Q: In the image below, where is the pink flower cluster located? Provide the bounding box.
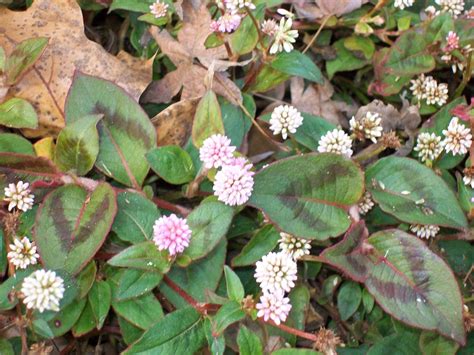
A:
[210,13,242,33]
[153,214,192,256]
[199,134,254,206]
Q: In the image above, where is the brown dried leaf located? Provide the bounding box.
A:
[295,0,369,20]
[142,2,242,105]
[0,0,153,137]
[290,77,355,126]
[151,98,199,146]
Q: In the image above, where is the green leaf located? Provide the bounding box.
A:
[0,268,34,311]
[112,292,164,330]
[111,192,160,244]
[321,222,466,345]
[34,183,117,275]
[118,316,144,345]
[286,285,310,345]
[366,157,467,229]
[272,350,322,355]
[31,318,54,339]
[65,72,156,187]
[343,36,375,60]
[271,51,323,84]
[367,331,419,355]
[248,65,289,93]
[204,318,226,355]
[5,37,48,85]
[124,307,206,354]
[337,281,362,320]
[45,298,87,337]
[76,261,97,299]
[419,331,459,355]
[326,39,368,79]
[0,340,13,355]
[220,95,253,148]
[54,114,101,175]
[116,269,162,301]
[147,145,195,184]
[438,240,474,275]
[0,230,6,276]
[212,301,246,335]
[183,201,234,262]
[0,98,38,129]
[238,325,263,355]
[88,280,111,329]
[108,241,171,272]
[160,240,226,308]
[0,133,35,155]
[232,225,280,267]
[293,113,336,151]
[109,0,154,12]
[192,90,225,147]
[72,301,96,337]
[230,4,264,55]
[249,153,364,240]
[362,288,375,313]
[224,265,245,301]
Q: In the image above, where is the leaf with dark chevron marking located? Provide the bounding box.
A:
[249,153,364,240]
[321,222,466,345]
[366,157,467,230]
[65,72,156,188]
[34,182,117,275]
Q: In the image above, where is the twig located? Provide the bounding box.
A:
[454,52,473,99]
[303,15,331,54]
[162,275,206,313]
[262,320,317,342]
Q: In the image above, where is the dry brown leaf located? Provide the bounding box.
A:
[0,0,153,137]
[151,98,199,146]
[290,77,355,126]
[295,0,369,20]
[141,1,242,105]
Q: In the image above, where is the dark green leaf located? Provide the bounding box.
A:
[76,261,97,299]
[212,301,245,335]
[337,281,362,320]
[326,39,368,79]
[192,90,225,147]
[45,298,87,337]
[112,292,164,330]
[232,225,280,267]
[147,145,195,184]
[229,4,264,55]
[118,316,144,345]
[367,331,419,355]
[238,325,263,355]
[249,153,364,240]
[108,241,171,272]
[72,301,96,337]
[271,51,323,84]
[419,331,459,355]
[224,265,245,301]
[438,240,474,275]
[362,288,375,313]
[88,280,111,329]
[0,133,35,155]
[116,269,162,301]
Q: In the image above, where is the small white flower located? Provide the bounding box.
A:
[463,168,474,188]
[435,0,465,17]
[7,237,39,270]
[269,105,303,140]
[224,0,255,12]
[318,129,353,157]
[199,134,236,169]
[278,232,311,259]
[3,181,34,212]
[410,75,448,106]
[213,159,254,206]
[358,191,374,215]
[254,251,298,293]
[394,0,415,9]
[414,132,443,162]
[410,74,428,101]
[425,5,438,16]
[276,8,294,18]
[149,0,169,18]
[261,19,278,36]
[442,117,472,155]
[349,112,383,143]
[21,269,65,313]
[410,224,440,239]
[270,16,298,54]
[256,290,292,325]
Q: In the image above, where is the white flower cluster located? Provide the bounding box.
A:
[414,117,472,165]
[3,181,34,212]
[440,31,473,74]
[358,191,375,215]
[149,0,168,18]
[410,224,440,239]
[268,9,299,54]
[21,269,65,313]
[254,231,312,325]
[394,0,414,9]
[8,237,39,270]
[349,111,383,143]
[410,74,448,107]
[199,134,254,206]
[318,129,353,157]
[269,105,304,140]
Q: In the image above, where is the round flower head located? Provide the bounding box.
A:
[261,19,278,36]
[278,233,311,260]
[199,134,236,169]
[414,132,443,162]
[210,12,241,33]
[349,111,383,143]
[318,129,353,157]
[254,251,297,293]
[269,105,304,140]
[435,0,465,17]
[410,224,440,239]
[270,16,298,54]
[8,237,39,270]
[4,181,34,212]
[442,117,472,155]
[256,290,292,325]
[358,191,374,215]
[410,74,428,101]
[394,0,414,9]
[153,214,192,256]
[149,0,169,18]
[424,81,448,106]
[213,160,254,206]
[224,0,256,12]
[445,31,460,51]
[21,269,65,313]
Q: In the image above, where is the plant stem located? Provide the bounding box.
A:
[300,255,326,263]
[303,15,331,54]
[162,275,207,314]
[263,320,318,342]
[246,8,266,54]
[454,52,473,99]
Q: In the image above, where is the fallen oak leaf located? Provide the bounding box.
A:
[141,1,242,105]
[0,0,153,138]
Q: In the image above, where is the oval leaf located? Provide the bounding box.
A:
[192,90,225,148]
[146,145,196,185]
[0,98,38,129]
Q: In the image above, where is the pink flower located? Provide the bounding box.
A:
[210,12,242,33]
[256,290,292,325]
[199,134,236,169]
[213,161,254,206]
[445,31,460,52]
[153,214,192,256]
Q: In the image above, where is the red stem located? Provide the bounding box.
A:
[263,320,318,342]
[152,197,191,216]
[162,275,206,313]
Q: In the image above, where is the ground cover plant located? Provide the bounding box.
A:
[0,0,473,353]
